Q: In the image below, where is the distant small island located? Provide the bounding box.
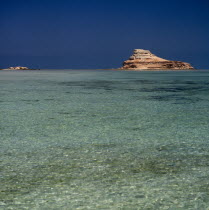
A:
[1,66,38,70]
[120,49,195,70]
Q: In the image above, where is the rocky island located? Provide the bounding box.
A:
[121,49,194,70]
[2,66,30,70]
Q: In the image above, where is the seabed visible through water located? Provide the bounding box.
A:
[1,69,209,209]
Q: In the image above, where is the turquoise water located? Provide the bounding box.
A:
[1,69,209,209]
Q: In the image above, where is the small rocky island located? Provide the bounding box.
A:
[121,49,194,70]
[2,66,30,70]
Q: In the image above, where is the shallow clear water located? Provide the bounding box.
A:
[1,69,209,209]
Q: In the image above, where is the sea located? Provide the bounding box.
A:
[1,69,209,209]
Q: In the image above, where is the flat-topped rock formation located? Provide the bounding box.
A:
[121,49,194,70]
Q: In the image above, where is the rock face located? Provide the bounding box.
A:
[121,49,194,70]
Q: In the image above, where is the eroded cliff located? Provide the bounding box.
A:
[121,49,194,70]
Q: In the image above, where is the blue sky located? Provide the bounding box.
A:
[0,0,209,69]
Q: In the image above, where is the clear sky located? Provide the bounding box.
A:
[1,0,209,69]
